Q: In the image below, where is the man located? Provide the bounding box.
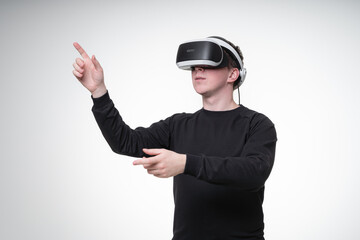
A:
[72,36,277,240]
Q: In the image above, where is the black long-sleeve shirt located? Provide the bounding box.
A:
[92,92,277,240]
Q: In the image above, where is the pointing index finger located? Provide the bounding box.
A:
[133,156,158,166]
[73,42,90,59]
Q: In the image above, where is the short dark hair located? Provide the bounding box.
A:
[209,36,244,89]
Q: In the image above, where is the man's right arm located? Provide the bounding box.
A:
[91,91,171,158]
[73,42,170,157]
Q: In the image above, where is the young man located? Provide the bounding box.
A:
[72,37,277,240]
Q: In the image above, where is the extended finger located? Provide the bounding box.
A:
[133,156,158,166]
[73,42,90,59]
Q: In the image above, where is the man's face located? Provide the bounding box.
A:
[191,66,232,97]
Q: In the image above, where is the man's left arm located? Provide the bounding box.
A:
[184,116,277,191]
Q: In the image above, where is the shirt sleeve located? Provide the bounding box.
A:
[91,91,171,158]
[183,114,277,191]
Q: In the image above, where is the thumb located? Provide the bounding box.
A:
[142,148,162,156]
[91,55,102,71]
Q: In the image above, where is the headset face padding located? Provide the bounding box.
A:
[176,37,246,87]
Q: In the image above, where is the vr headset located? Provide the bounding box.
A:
[176,37,247,87]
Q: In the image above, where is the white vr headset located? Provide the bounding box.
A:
[176,37,247,87]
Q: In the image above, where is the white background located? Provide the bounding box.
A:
[1,0,359,239]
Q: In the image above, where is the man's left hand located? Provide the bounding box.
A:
[133,148,186,178]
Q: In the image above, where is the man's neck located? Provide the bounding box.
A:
[202,94,239,111]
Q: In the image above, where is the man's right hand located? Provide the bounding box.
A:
[72,42,107,98]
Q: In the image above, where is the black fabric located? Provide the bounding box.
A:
[92,91,277,240]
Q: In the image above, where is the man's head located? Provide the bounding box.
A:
[176,36,246,90]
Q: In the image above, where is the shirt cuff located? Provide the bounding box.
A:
[91,91,110,108]
[184,154,202,177]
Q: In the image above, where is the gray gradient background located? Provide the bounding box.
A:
[1,0,359,239]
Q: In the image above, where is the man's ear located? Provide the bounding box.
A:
[227,68,240,83]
